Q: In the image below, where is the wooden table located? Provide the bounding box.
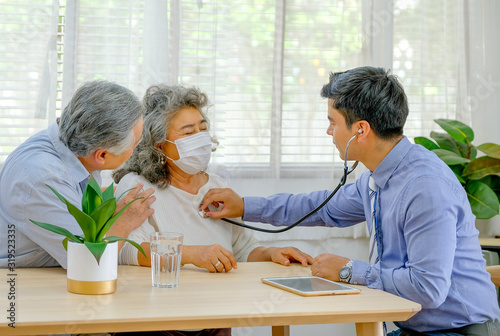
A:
[1,262,420,336]
[479,238,500,258]
[480,238,500,249]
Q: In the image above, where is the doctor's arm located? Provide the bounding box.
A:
[201,184,365,227]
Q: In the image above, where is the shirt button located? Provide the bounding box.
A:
[354,281,358,285]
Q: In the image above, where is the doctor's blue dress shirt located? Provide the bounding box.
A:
[243,136,500,332]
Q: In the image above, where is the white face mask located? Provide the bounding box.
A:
[165,132,213,174]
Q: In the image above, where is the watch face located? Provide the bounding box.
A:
[340,267,349,279]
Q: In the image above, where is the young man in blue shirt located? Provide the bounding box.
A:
[201,66,500,335]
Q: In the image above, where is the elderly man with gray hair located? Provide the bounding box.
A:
[0,80,156,269]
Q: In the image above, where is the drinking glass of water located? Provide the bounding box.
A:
[150,232,184,288]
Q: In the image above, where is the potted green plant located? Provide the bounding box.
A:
[415,119,500,219]
[30,177,146,294]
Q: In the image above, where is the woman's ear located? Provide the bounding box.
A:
[155,142,165,151]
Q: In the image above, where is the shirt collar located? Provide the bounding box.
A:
[371,136,412,190]
[48,120,91,186]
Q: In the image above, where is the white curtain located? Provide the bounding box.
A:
[1,0,499,238]
[464,0,500,236]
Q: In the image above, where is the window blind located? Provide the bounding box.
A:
[0,0,469,179]
[179,1,366,178]
[72,0,145,92]
[281,1,363,168]
[0,0,59,164]
[393,0,463,138]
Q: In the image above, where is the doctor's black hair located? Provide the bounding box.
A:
[320,66,408,139]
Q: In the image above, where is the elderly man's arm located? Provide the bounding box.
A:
[106,183,156,251]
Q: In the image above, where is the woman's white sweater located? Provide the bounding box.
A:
[116,172,260,265]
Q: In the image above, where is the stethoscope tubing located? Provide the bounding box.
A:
[221,161,358,233]
[220,133,360,233]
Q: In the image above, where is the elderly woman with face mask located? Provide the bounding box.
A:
[113,85,313,275]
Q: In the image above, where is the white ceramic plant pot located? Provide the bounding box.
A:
[66,241,118,295]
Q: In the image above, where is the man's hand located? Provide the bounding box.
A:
[199,188,245,220]
[107,183,156,242]
[182,244,238,273]
[248,246,314,266]
[310,253,350,281]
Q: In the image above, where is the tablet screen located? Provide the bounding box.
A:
[261,276,361,296]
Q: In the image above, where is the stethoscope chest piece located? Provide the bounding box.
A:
[198,203,223,218]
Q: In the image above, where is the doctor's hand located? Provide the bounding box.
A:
[311,253,350,281]
[182,244,238,273]
[200,188,244,220]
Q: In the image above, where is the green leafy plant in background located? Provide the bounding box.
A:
[30,177,146,264]
[415,119,500,219]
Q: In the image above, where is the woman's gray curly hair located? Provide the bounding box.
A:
[113,84,217,189]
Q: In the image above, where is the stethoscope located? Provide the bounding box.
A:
[216,129,361,233]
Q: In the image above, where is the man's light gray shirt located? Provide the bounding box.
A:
[0,121,100,269]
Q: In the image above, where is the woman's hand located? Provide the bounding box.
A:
[248,246,314,266]
[182,244,238,273]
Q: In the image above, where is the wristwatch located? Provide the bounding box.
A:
[339,259,353,283]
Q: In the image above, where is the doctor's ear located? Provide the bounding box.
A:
[355,121,370,136]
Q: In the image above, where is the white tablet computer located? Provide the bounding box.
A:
[261,276,361,296]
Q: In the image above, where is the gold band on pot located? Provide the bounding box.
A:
[67,278,117,295]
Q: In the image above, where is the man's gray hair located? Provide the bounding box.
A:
[59,80,143,157]
[113,84,217,189]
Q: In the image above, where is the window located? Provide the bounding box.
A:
[0,0,468,179]
[0,0,63,163]
[393,1,466,138]
[210,1,365,178]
